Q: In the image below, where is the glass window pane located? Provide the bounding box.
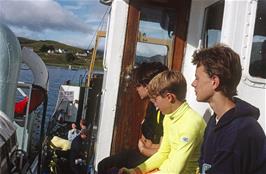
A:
[139,21,170,40]
[134,7,175,65]
[202,1,224,48]
[249,0,266,79]
[139,7,175,40]
[135,42,167,65]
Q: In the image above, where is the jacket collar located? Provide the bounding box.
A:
[166,101,189,123]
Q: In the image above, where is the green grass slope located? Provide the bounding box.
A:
[18,37,103,69]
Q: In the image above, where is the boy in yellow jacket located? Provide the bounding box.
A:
[119,70,206,174]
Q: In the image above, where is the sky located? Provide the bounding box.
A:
[0,0,109,49]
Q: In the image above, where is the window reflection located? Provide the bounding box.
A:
[139,7,175,40]
[249,0,266,79]
[202,0,224,48]
[135,42,167,65]
[134,7,175,66]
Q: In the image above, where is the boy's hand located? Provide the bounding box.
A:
[118,167,133,174]
[138,138,145,153]
[118,167,141,174]
[139,135,152,148]
[143,138,152,147]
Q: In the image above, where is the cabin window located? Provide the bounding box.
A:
[249,0,266,79]
[135,42,167,65]
[135,7,175,66]
[202,0,224,48]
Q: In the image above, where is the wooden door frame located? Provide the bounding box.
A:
[172,0,191,70]
[111,2,144,154]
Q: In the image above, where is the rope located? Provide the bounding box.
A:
[87,7,110,50]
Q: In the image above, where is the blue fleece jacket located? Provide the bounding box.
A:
[199,98,266,174]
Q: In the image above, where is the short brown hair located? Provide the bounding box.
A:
[132,62,168,86]
[80,119,88,127]
[192,44,242,98]
[148,70,187,101]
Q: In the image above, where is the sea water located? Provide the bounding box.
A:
[19,65,88,118]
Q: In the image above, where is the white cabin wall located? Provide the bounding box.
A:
[239,0,266,130]
[222,0,265,130]
[221,0,248,48]
[183,0,221,119]
[95,0,129,167]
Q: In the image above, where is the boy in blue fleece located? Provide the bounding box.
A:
[192,44,266,174]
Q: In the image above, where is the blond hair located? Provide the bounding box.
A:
[148,70,187,101]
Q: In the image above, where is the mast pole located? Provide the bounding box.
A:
[86,31,106,87]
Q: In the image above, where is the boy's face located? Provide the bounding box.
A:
[71,123,76,129]
[80,121,87,129]
[192,65,215,102]
[136,85,148,99]
[80,124,86,129]
[150,94,172,115]
[81,133,87,140]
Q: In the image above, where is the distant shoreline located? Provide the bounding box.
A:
[44,62,103,71]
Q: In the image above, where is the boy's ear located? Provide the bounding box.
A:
[166,93,176,103]
[211,75,220,90]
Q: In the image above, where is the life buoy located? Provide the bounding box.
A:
[15,48,48,117]
[15,85,47,117]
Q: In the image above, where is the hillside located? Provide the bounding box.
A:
[18,37,83,53]
[18,37,103,69]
